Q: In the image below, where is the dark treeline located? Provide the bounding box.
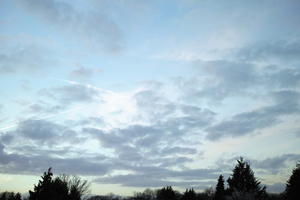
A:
[0,158,299,200]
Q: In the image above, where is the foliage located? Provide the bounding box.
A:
[29,168,90,200]
[214,175,225,200]
[227,157,266,200]
[156,186,176,200]
[0,192,22,200]
[134,189,156,200]
[181,188,197,200]
[285,162,300,200]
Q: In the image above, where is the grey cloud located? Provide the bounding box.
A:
[198,60,257,88]
[266,183,285,193]
[134,88,215,129]
[95,174,199,188]
[216,154,300,176]
[82,88,215,172]
[28,102,64,114]
[252,153,300,173]
[40,84,100,104]
[177,60,259,102]
[206,90,300,140]
[81,117,219,188]
[266,68,300,88]
[0,142,111,175]
[70,66,95,80]
[237,40,300,63]
[84,117,205,164]
[0,43,53,74]
[134,90,176,122]
[179,49,300,103]
[65,117,105,127]
[1,119,83,147]
[83,125,198,172]
[17,119,65,141]
[20,0,123,53]
[94,167,220,188]
[160,146,197,155]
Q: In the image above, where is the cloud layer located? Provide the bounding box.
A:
[0,0,300,195]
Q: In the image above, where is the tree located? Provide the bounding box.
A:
[285,162,300,200]
[29,168,54,200]
[14,193,22,200]
[134,189,156,200]
[0,192,22,200]
[181,188,197,200]
[227,157,266,200]
[29,168,90,200]
[214,175,225,200]
[157,186,176,200]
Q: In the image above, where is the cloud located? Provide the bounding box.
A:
[173,60,260,103]
[95,174,201,188]
[69,65,95,80]
[0,41,53,74]
[20,0,123,53]
[0,119,84,147]
[251,154,300,173]
[27,101,64,114]
[94,167,220,188]
[265,68,300,88]
[0,118,113,175]
[216,154,300,177]
[237,40,300,63]
[266,182,285,193]
[39,84,101,105]
[83,105,212,166]
[206,90,300,140]
[0,141,111,175]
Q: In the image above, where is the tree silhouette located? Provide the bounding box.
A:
[214,175,225,200]
[157,186,176,200]
[14,193,21,200]
[0,192,22,200]
[29,168,90,200]
[285,162,300,200]
[181,188,196,200]
[227,157,266,200]
[134,189,156,200]
[29,168,54,200]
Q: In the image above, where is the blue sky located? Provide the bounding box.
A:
[0,0,300,195]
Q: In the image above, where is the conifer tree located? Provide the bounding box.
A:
[157,186,176,200]
[29,168,90,200]
[214,175,225,200]
[227,157,266,200]
[29,168,54,200]
[285,162,300,200]
[181,188,197,200]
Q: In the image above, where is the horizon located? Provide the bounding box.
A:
[0,0,300,196]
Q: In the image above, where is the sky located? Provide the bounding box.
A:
[0,0,300,196]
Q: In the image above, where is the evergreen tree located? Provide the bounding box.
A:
[214,175,225,200]
[227,157,266,200]
[7,193,15,200]
[29,168,54,200]
[29,168,90,200]
[285,162,300,200]
[157,186,176,200]
[181,188,197,200]
[14,193,22,200]
[0,192,7,200]
[0,192,22,200]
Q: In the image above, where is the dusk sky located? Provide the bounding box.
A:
[1,0,300,196]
